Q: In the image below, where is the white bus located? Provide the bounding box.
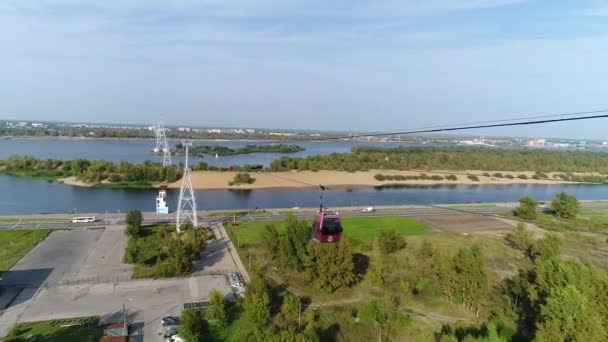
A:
[71,216,96,223]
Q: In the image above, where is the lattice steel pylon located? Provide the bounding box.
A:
[154,121,172,166]
[176,140,198,233]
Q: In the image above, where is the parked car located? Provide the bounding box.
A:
[160,316,181,340]
[362,206,376,213]
[227,271,246,296]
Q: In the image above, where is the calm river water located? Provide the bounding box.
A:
[2,138,608,215]
[3,174,608,215]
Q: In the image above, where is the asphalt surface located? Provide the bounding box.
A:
[4,201,608,230]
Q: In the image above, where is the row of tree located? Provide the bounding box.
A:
[261,215,356,293]
[515,192,581,220]
[270,147,608,173]
[1,155,182,184]
[175,144,305,156]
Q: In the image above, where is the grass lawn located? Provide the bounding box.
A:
[0,217,69,224]
[341,216,429,242]
[228,216,429,249]
[0,229,52,275]
[4,317,103,342]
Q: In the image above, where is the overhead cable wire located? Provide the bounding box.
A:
[323,110,608,140]
[356,109,608,137]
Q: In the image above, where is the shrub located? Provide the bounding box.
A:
[506,222,533,251]
[493,173,503,178]
[535,171,548,178]
[374,174,386,181]
[505,174,514,179]
[229,172,255,185]
[551,192,580,219]
[446,175,458,181]
[518,174,528,180]
[467,175,480,181]
[430,175,444,181]
[529,234,562,262]
[515,196,538,220]
[482,172,491,177]
[125,210,143,237]
[377,229,407,255]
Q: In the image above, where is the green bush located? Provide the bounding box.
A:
[229,172,256,185]
[493,173,503,178]
[374,174,386,181]
[551,192,580,219]
[505,174,514,179]
[467,175,480,181]
[446,175,458,181]
[377,229,407,255]
[515,196,538,220]
[518,174,528,179]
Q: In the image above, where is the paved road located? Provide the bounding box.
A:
[3,200,608,231]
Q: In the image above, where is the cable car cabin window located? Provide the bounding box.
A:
[321,218,343,235]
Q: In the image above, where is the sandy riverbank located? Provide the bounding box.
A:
[165,170,580,190]
[57,176,95,187]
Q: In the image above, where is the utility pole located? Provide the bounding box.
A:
[176,140,198,233]
[122,304,128,336]
[154,121,172,167]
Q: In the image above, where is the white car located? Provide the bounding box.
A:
[362,206,376,213]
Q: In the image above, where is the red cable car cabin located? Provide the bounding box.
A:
[312,211,343,243]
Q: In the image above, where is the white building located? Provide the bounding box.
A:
[527,139,546,148]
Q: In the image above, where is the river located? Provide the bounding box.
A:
[0,138,410,167]
[3,138,608,215]
[3,174,608,215]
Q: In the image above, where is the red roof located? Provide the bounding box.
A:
[100,337,127,342]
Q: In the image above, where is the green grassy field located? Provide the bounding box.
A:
[4,317,103,342]
[228,216,429,249]
[0,229,52,275]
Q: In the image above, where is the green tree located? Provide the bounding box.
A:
[125,209,143,237]
[515,196,538,220]
[551,192,580,219]
[438,245,489,317]
[304,239,355,293]
[167,239,192,275]
[376,229,407,255]
[177,309,203,342]
[261,224,280,259]
[506,222,533,252]
[208,289,228,335]
[529,234,562,262]
[278,215,311,270]
[279,292,302,328]
[243,275,271,326]
[453,245,488,317]
[360,295,410,341]
[536,285,606,341]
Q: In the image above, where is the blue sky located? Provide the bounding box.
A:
[1,0,608,139]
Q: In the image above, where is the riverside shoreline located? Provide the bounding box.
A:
[161,169,583,190]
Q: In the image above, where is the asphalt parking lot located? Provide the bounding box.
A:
[0,224,240,340]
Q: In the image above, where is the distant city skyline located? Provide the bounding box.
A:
[2,1,608,139]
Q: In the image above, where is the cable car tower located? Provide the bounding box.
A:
[176,140,198,233]
[154,121,172,167]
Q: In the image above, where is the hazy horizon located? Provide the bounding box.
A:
[2,1,608,139]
